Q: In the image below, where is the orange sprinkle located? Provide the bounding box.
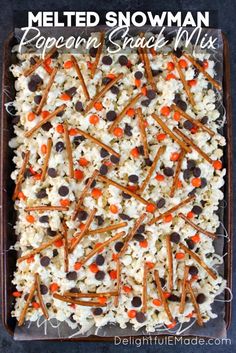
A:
[135,78,141,87]
[188,79,197,87]
[26,255,35,263]
[139,240,148,248]
[18,191,26,201]
[170,152,180,161]
[64,60,73,69]
[153,299,162,306]
[26,214,35,223]
[141,86,147,96]
[126,108,135,117]
[33,173,42,180]
[109,204,119,214]
[167,321,176,329]
[89,114,99,125]
[203,60,209,69]
[79,158,89,167]
[167,62,175,71]
[186,312,194,318]
[107,73,116,79]
[60,199,70,207]
[179,59,188,69]
[91,188,102,199]
[74,262,82,271]
[94,101,103,111]
[156,133,167,141]
[176,252,185,260]
[160,106,171,117]
[155,174,165,181]
[166,73,176,80]
[41,144,47,154]
[213,160,222,170]
[130,147,139,158]
[94,242,104,253]
[163,214,173,223]
[146,261,155,269]
[69,128,78,136]
[12,291,22,298]
[191,177,201,187]
[113,127,124,138]
[27,112,36,121]
[150,47,157,56]
[163,292,171,299]
[44,57,51,66]
[87,61,93,69]
[187,211,194,219]
[98,296,107,305]
[146,203,156,213]
[50,283,59,292]
[173,111,181,121]
[109,270,117,280]
[74,169,84,181]
[56,124,64,134]
[127,184,139,192]
[177,180,183,188]
[41,110,50,119]
[191,233,201,243]
[123,285,132,293]
[112,253,119,261]
[89,263,99,273]
[128,309,137,318]
[60,93,71,101]
[54,239,63,248]
[32,302,40,309]
[43,64,53,74]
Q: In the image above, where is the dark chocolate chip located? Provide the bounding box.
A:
[65,87,77,98]
[131,296,142,307]
[73,135,85,147]
[200,116,208,125]
[55,141,65,152]
[110,86,119,95]
[193,167,201,177]
[66,271,77,281]
[34,95,42,105]
[173,47,183,58]
[40,256,50,267]
[128,174,139,183]
[100,164,108,175]
[95,271,105,281]
[137,224,145,233]
[156,198,165,209]
[95,215,104,226]
[51,50,59,59]
[122,191,131,199]
[12,115,20,124]
[75,101,84,112]
[70,287,79,293]
[196,293,206,304]
[170,232,180,244]
[110,155,120,164]
[36,188,47,199]
[192,206,202,215]
[69,314,76,323]
[42,122,52,131]
[53,249,59,257]
[93,307,103,315]
[144,158,152,166]
[100,148,109,158]
[89,47,98,57]
[200,178,207,188]
[152,69,162,77]
[48,228,57,237]
[183,120,194,130]
[187,159,196,170]
[39,215,49,223]
[141,99,151,107]
[102,56,112,65]
[119,213,131,221]
[118,55,128,66]
[30,57,36,65]
[137,145,144,156]
[193,67,199,79]
[146,89,156,100]
[40,284,48,295]
[102,77,112,85]
[106,110,117,122]
[168,294,180,302]
[136,312,146,323]
[133,233,145,242]
[114,241,124,253]
[189,265,198,276]
[56,110,65,117]
[24,168,32,178]
[186,238,195,250]
[48,168,57,178]
[160,277,166,287]
[77,210,88,221]
[96,254,105,266]
[58,185,69,197]
[134,71,143,79]
[183,169,191,180]
[46,303,51,308]
[163,167,174,177]
[173,93,181,104]
[124,123,133,137]
[176,99,187,112]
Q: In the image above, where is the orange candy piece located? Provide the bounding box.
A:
[26,214,35,223]
[126,108,135,117]
[153,299,162,306]
[166,73,176,80]
[12,291,22,298]
[188,79,197,87]
[60,93,71,101]
[213,160,222,170]
[63,60,73,69]
[89,263,99,273]
[167,62,175,71]
[130,147,139,158]
[160,106,171,117]
[123,285,132,293]
[27,112,35,121]
[170,152,180,161]
[94,101,103,111]
[98,296,107,305]
[54,239,63,247]
[60,199,70,207]
[69,128,78,136]
[91,188,102,199]
[146,203,156,213]
[89,114,99,125]
[191,177,201,187]
[74,169,84,180]
[74,262,82,271]
[32,302,40,309]
[155,174,165,181]
[139,240,148,248]
[173,111,181,121]
[79,158,89,167]
[41,111,50,119]
[50,283,59,292]
[163,214,173,223]
[109,204,119,214]
[191,233,200,243]
[113,127,124,138]
[179,59,188,69]
[41,144,47,154]
[156,133,167,141]
[175,252,185,260]
[128,310,137,318]
[109,270,117,280]
[56,124,64,134]
[187,211,194,219]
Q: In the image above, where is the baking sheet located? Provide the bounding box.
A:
[1,26,232,341]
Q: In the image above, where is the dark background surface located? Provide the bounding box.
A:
[0,0,235,352]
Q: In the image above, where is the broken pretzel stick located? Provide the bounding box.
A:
[53,293,107,307]
[166,234,173,291]
[87,222,127,236]
[179,212,216,239]
[71,54,90,100]
[169,149,185,198]
[18,281,37,326]
[12,150,30,201]
[63,122,74,178]
[179,243,217,280]
[137,107,149,159]
[114,258,121,307]
[25,206,68,212]
[90,32,105,79]
[140,33,156,90]
[141,262,149,313]
[35,273,49,319]
[179,265,190,314]
[62,221,69,273]
[148,195,195,225]
[41,137,52,182]
[151,114,191,153]
[35,67,58,115]
[186,282,203,326]
[154,269,174,323]
[23,47,57,77]
[63,291,118,298]
[17,234,63,263]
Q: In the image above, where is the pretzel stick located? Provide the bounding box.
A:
[79,231,125,266]
[118,213,147,258]
[98,174,149,205]
[12,150,30,200]
[25,206,68,212]
[137,46,145,63]
[84,73,123,115]
[23,47,57,77]
[63,122,74,178]
[179,243,217,280]
[75,127,120,158]
[69,208,97,253]
[148,195,195,225]
[70,54,90,100]
[171,104,215,137]
[17,234,63,263]
[62,221,69,272]
[108,93,142,133]
[87,222,127,235]
[90,32,105,79]
[53,293,107,307]
[18,281,37,326]
[72,170,99,220]
[63,291,118,298]
[171,53,195,107]
[41,138,52,181]
[165,234,173,291]
[25,104,66,138]
[179,212,216,239]
[186,282,203,326]
[140,33,156,90]
[141,262,148,313]
[151,114,191,153]
[169,149,185,198]
[173,127,213,164]
[137,107,149,159]
[184,53,222,91]
[154,269,174,323]
[179,265,189,314]
[34,273,49,319]
[139,145,166,194]
[35,67,58,115]
[114,259,121,307]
